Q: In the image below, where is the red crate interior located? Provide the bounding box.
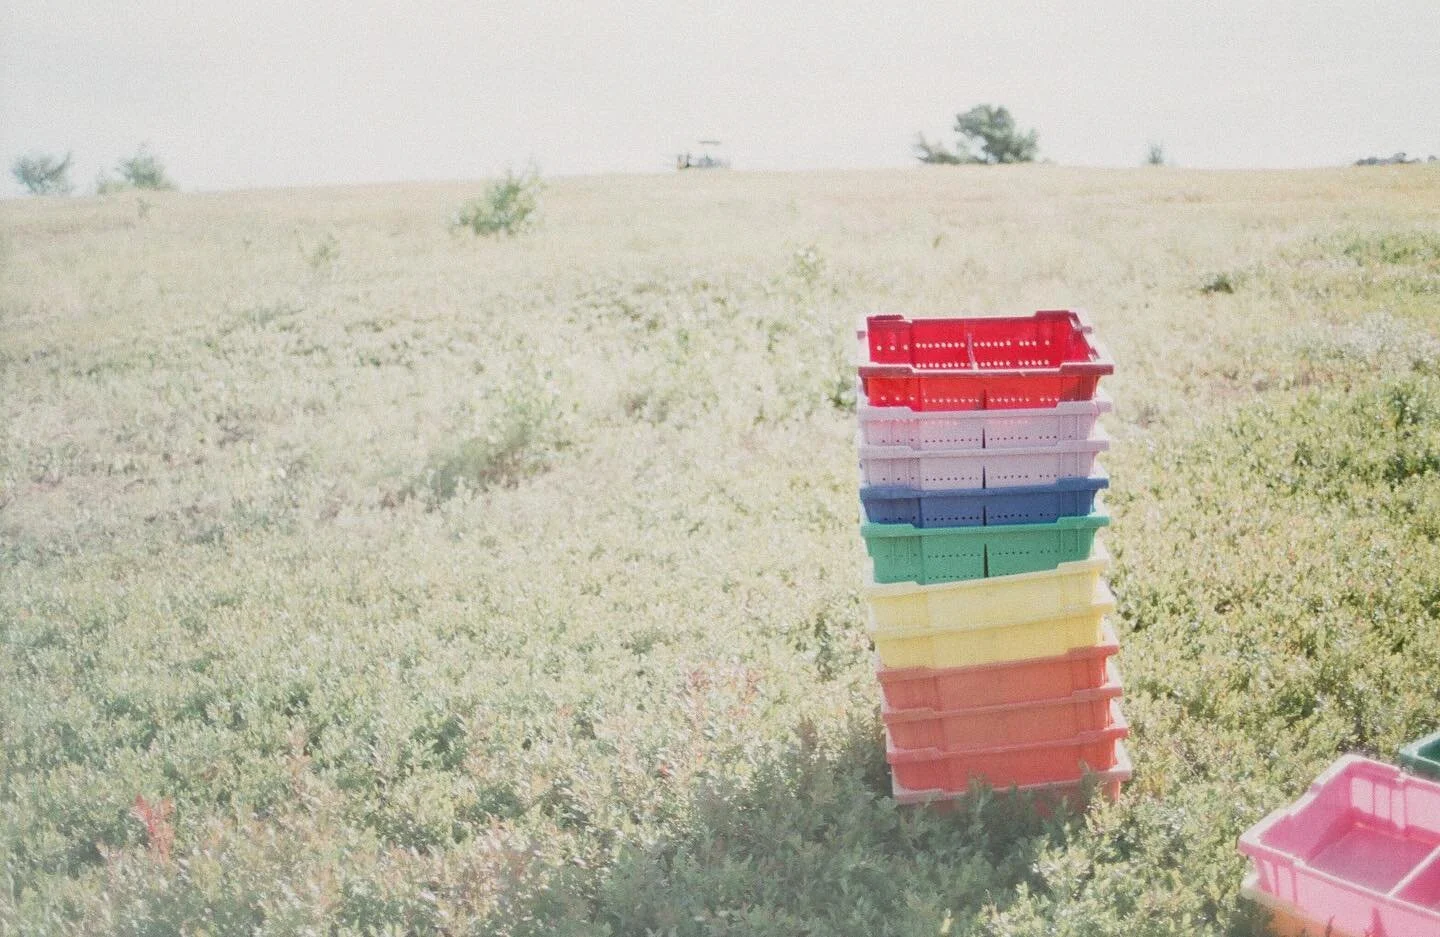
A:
[868,311,1098,371]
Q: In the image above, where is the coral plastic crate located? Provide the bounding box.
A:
[1239,755,1440,937]
[1401,730,1440,782]
[859,434,1108,491]
[865,546,1108,632]
[876,621,1121,712]
[892,742,1132,811]
[862,512,1108,585]
[883,661,1122,751]
[1241,873,1361,937]
[870,580,1113,670]
[859,311,1113,411]
[885,700,1128,792]
[857,395,1111,450]
[860,474,1108,528]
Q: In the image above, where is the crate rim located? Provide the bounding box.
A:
[860,511,1111,540]
[863,542,1110,596]
[885,698,1129,763]
[858,428,1111,461]
[872,618,1121,682]
[861,471,1110,503]
[881,660,1123,726]
[869,578,1115,640]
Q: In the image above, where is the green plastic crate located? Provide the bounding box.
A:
[861,513,1109,585]
[1399,730,1440,781]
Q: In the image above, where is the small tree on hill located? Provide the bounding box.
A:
[915,105,1039,165]
[116,146,174,190]
[98,145,176,193]
[12,152,74,195]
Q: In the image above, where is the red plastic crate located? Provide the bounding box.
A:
[882,662,1122,751]
[885,700,1128,792]
[892,742,1131,812]
[876,622,1121,711]
[859,310,1113,411]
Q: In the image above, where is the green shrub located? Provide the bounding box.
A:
[455,167,542,237]
[1199,272,1238,294]
[414,382,565,502]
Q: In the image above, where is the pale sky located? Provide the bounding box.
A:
[3,1,1438,194]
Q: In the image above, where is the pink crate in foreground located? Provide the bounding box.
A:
[1239,755,1440,937]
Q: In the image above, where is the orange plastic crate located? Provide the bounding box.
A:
[883,662,1122,751]
[886,700,1128,792]
[875,621,1120,712]
[892,742,1131,812]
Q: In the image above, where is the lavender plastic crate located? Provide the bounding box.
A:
[1239,755,1440,937]
[861,474,1108,527]
[859,433,1108,491]
[858,395,1111,451]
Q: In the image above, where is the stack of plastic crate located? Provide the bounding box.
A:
[856,310,1131,808]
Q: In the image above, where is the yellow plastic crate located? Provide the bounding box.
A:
[864,545,1109,632]
[871,579,1114,670]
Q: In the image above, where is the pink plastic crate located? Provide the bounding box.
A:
[876,621,1121,712]
[1239,755,1440,937]
[857,395,1112,451]
[893,741,1132,811]
[1241,872,1362,937]
[882,662,1123,751]
[859,311,1113,411]
[859,433,1108,491]
[885,700,1128,792]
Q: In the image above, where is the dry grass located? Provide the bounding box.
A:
[2,164,1439,935]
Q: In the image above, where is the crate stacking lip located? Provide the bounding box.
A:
[892,742,1132,810]
[885,699,1128,792]
[883,661,1122,752]
[1401,729,1440,782]
[876,621,1121,712]
[865,545,1108,630]
[861,474,1108,528]
[858,310,1113,411]
[858,394,1112,451]
[862,512,1109,585]
[859,434,1108,492]
[1240,872,1362,937]
[870,579,1113,670]
[1239,755,1440,937]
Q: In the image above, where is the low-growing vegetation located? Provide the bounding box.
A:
[2,165,1439,935]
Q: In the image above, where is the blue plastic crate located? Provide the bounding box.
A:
[860,475,1108,528]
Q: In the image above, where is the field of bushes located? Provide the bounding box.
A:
[3,164,1440,935]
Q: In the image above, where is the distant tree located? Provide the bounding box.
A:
[98,145,175,193]
[1354,152,1425,166]
[117,146,174,190]
[914,105,1038,165]
[1145,142,1166,166]
[12,151,74,195]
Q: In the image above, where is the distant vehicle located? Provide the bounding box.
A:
[676,140,731,170]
